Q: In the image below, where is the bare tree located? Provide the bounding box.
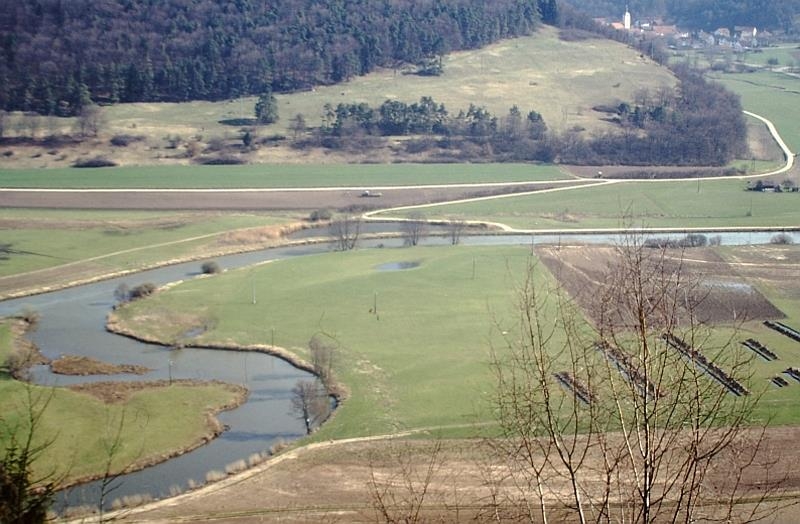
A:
[22,113,41,139]
[309,334,336,390]
[75,104,105,138]
[488,236,781,523]
[367,439,446,524]
[446,219,468,245]
[289,113,307,139]
[330,214,361,251]
[290,379,330,435]
[401,212,428,247]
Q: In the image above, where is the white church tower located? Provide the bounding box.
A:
[624,6,631,30]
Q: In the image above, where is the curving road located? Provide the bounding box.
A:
[364,109,797,231]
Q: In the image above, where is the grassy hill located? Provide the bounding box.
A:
[0,27,677,169]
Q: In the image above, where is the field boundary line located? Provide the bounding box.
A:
[0,179,578,193]
[363,179,621,229]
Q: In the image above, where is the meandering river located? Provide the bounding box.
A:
[0,227,796,510]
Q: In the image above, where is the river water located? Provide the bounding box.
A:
[0,227,797,510]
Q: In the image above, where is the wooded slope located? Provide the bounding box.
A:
[0,0,549,115]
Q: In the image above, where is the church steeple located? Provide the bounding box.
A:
[624,5,631,30]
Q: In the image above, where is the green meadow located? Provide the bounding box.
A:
[389,179,800,230]
[0,163,568,189]
[714,71,800,153]
[110,245,800,439]
[0,320,241,486]
[0,210,294,279]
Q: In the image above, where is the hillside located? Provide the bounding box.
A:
[0,27,681,169]
[0,0,547,115]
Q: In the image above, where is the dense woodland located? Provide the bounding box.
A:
[0,0,553,115]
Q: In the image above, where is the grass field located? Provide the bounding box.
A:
[740,45,800,68]
[0,163,569,189]
[0,319,242,488]
[673,44,800,70]
[713,71,800,153]
[0,210,296,280]
[110,246,531,438]
[7,26,672,142]
[109,245,800,440]
[381,179,800,230]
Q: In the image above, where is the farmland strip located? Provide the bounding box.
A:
[784,368,800,383]
[771,376,790,387]
[661,334,750,396]
[554,371,594,405]
[595,342,662,399]
[764,321,800,343]
[741,338,778,361]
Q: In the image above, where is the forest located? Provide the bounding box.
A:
[0,0,554,115]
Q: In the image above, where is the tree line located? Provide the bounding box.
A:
[303,64,746,167]
[318,97,547,140]
[0,0,552,115]
[564,66,748,165]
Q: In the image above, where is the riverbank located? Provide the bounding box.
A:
[0,317,249,497]
[0,221,312,301]
[61,379,248,489]
[106,308,349,405]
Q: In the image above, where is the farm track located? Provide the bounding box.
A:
[0,109,793,217]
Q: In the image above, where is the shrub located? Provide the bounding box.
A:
[770,233,794,245]
[18,307,40,327]
[196,156,245,165]
[258,134,286,144]
[73,156,117,168]
[205,137,226,152]
[309,208,332,222]
[201,261,222,274]
[709,235,723,246]
[110,134,144,147]
[5,347,36,380]
[128,282,157,300]
[205,470,226,483]
[114,283,130,303]
[680,233,708,247]
[225,459,247,475]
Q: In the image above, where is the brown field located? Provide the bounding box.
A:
[0,182,573,210]
[107,429,800,523]
[536,244,786,326]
